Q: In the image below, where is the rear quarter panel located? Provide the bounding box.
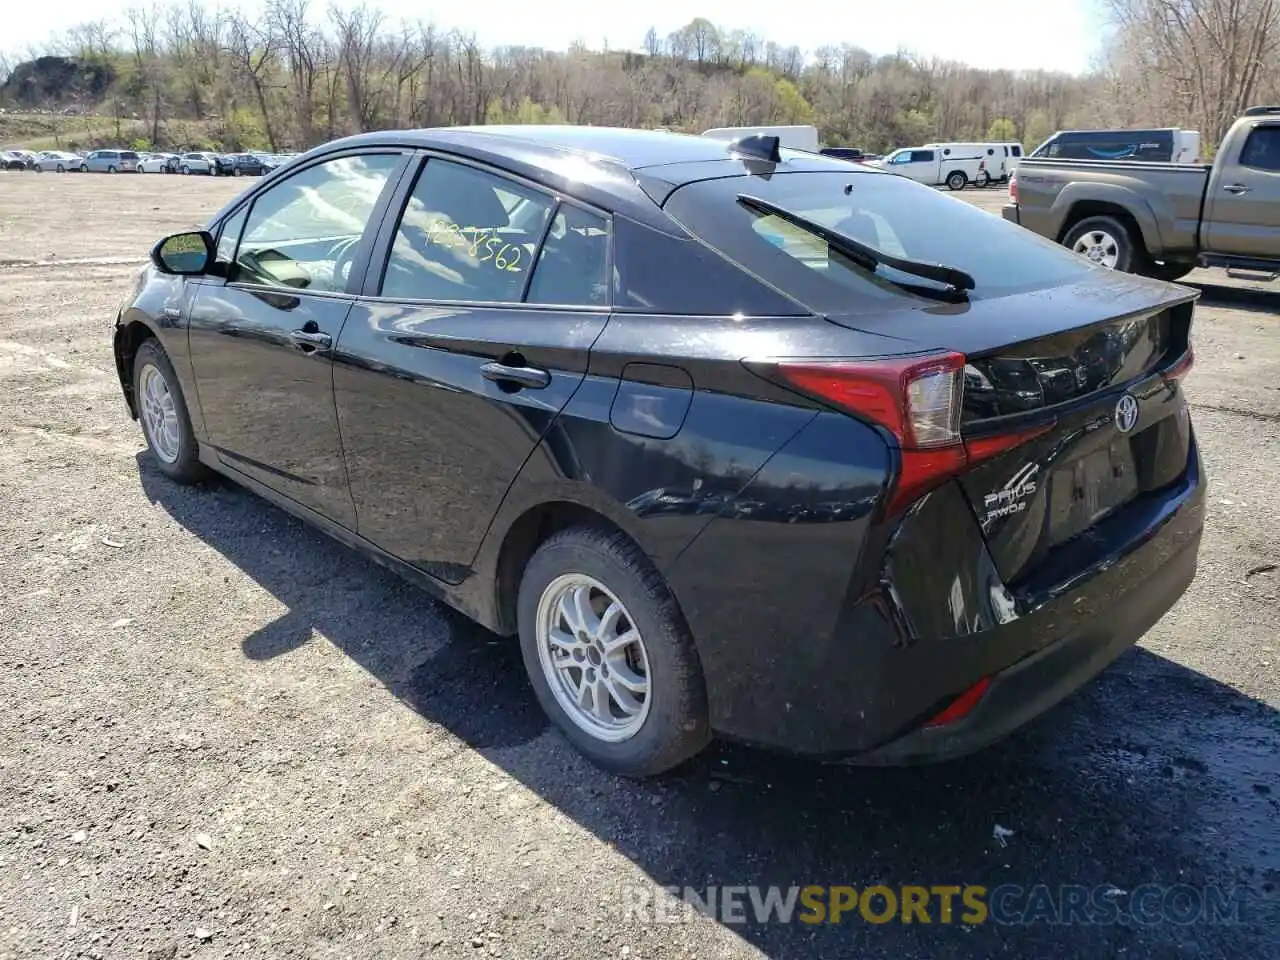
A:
[1015,159,1210,257]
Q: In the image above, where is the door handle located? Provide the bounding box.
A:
[289,328,332,349]
[1223,183,1250,194]
[480,361,551,390]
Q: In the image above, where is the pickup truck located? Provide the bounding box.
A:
[1003,106,1280,282]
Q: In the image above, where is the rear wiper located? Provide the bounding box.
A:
[737,193,976,298]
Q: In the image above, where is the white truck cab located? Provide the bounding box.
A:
[871,145,987,190]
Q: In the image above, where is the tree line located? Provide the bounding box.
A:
[0,1,1276,155]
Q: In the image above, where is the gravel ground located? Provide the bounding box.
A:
[1,172,1277,960]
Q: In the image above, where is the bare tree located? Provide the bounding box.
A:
[225,12,282,149]
[1105,0,1280,143]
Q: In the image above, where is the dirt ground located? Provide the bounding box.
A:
[1,171,1277,960]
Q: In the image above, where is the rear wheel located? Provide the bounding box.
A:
[517,525,711,778]
[1063,215,1141,272]
[132,339,208,485]
[233,167,242,177]
[946,170,967,191]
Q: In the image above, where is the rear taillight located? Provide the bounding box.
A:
[1164,344,1194,382]
[772,354,1052,515]
[1008,173,1018,203]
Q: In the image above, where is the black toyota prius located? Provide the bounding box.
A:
[112,125,1205,777]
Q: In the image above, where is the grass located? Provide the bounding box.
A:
[0,113,147,151]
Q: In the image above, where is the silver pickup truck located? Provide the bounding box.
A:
[1003,106,1280,282]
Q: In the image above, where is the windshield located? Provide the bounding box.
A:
[664,170,1095,314]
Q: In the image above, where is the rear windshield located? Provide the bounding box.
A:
[120,151,139,160]
[663,170,1093,313]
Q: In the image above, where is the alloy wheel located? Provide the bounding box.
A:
[536,573,652,742]
[138,363,181,464]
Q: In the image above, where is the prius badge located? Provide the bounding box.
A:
[983,462,1039,524]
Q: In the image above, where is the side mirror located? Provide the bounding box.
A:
[150,230,214,276]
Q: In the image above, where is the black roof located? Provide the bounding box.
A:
[210,125,879,233]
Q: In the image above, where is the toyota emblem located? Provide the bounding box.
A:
[1114,394,1139,434]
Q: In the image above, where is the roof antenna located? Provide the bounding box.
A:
[727,134,782,163]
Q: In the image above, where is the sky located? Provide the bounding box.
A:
[2,0,1108,75]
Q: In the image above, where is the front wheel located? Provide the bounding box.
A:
[79,164,88,173]
[56,164,65,173]
[1063,215,1141,272]
[945,170,967,191]
[518,526,711,778]
[181,165,190,175]
[132,339,208,484]
[107,165,118,174]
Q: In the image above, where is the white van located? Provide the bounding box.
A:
[1000,142,1024,179]
[701,125,820,153]
[926,143,1009,183]
[870,145,987,190]
[1029,128,1201,164]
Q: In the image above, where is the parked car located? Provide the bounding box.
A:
[139,152,179,173]
[81,149,140,173]
[33,151,83,172]
[1004,105,1280,281]
[867,145,988,190]
[819,146,868,163]
[2,150,33,170]
[177,152,219,175]
[224,152,269,176]
[113,125,1204,778]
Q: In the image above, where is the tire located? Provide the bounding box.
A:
[132,339,208,485]
[1062,215,1142,272]
[79,164,88,173]
[233,167,242,177]
[517,525,711,778]
[107,165,118,174]
[1144,260,1196,283]
[181,165,190,175]
[946,170,967,191]
[56,164,64,173]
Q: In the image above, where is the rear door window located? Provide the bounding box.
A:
[664,170,1093,313]
[379,158,555,303]
[1239,126,1280,171]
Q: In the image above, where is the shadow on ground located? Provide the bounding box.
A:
[1187,281,1280,316]
[139,458,1280,959]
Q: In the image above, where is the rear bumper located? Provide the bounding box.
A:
[675,418,1205,761]
[851,524,1200,764]
[1002,203,1020,224]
